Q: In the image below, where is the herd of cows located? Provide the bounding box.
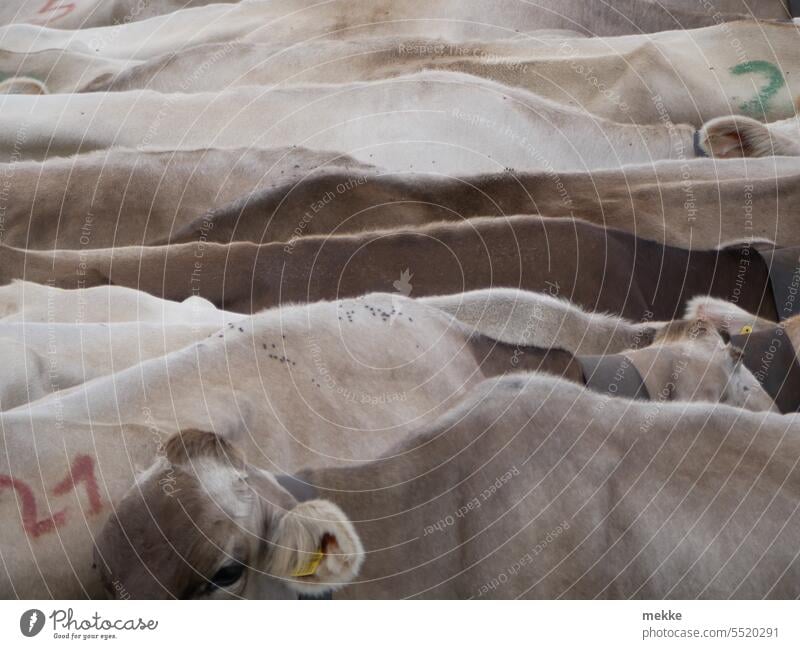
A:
[0,0,800,600]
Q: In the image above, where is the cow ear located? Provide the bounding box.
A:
[0,76,48,95]
[727,344,745,367]
[164,429,246,469]
[698,116,771,158]
[684,296,756,334]
[268,500,364,596]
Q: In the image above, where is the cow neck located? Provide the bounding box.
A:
[752,245,800,321]
[603,230,778,322]
[731,326,800,414]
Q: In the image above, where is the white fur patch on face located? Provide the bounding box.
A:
[193,459,251,520]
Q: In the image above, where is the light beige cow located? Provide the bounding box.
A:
[74,22,800,126]
[0,0,236,30]
[420,288,659,354]
[0,293,773,597]
[0,0,751,62]
[0,280,244,325]
[0,71,700,171]
[0,322,221,410]
[3,152,799,251]
[95,372,798,599]
[167,156,800,251]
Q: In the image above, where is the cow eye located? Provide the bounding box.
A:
[209,563,245,589]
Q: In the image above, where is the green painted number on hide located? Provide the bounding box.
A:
[730,60,785,118]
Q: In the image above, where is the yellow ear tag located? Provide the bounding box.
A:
[292,548,324,577]
[739,325,753,335]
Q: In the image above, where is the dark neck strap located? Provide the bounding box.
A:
[275,474,318,503]
[578,354,649,401]
[693,130,708,157]
[731,327,800,414]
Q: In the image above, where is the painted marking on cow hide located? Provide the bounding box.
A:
[0,475,66,538]
[0,454,103,538]
[29,0,76,25]
[731,60,786,118]
[52,454,103,515]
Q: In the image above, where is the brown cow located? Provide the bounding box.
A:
[166,157,800,251]
[96,371,799,599]
[0,216,785,322]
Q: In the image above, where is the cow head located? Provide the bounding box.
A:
[94,430,364,599]
[684,295,776,336]
[640,317,776,411]
[697,114,800,158]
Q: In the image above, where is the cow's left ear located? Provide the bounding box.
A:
[727,344,745,366]
[267,500,364,596]
[698,116,772,158]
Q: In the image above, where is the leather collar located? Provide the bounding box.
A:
[275,473,318,503]
[693,130,708,157]
[578,354,649,401]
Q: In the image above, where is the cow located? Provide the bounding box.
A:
[0,322,221,410]
[95,371,798,599]
[0,0,235,29]
[0,293,773,596]
[6,149,799,251]
[0,280,244,325]
[0,71,709,171]
[1,216,786,322]
[0,0,752,61]
[0,146,370,250]
[76,22,800,126]
[166,156,800,251]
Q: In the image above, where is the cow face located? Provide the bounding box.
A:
[640,318,776,411]
[697,114,800,158]
[94,430,364,599]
